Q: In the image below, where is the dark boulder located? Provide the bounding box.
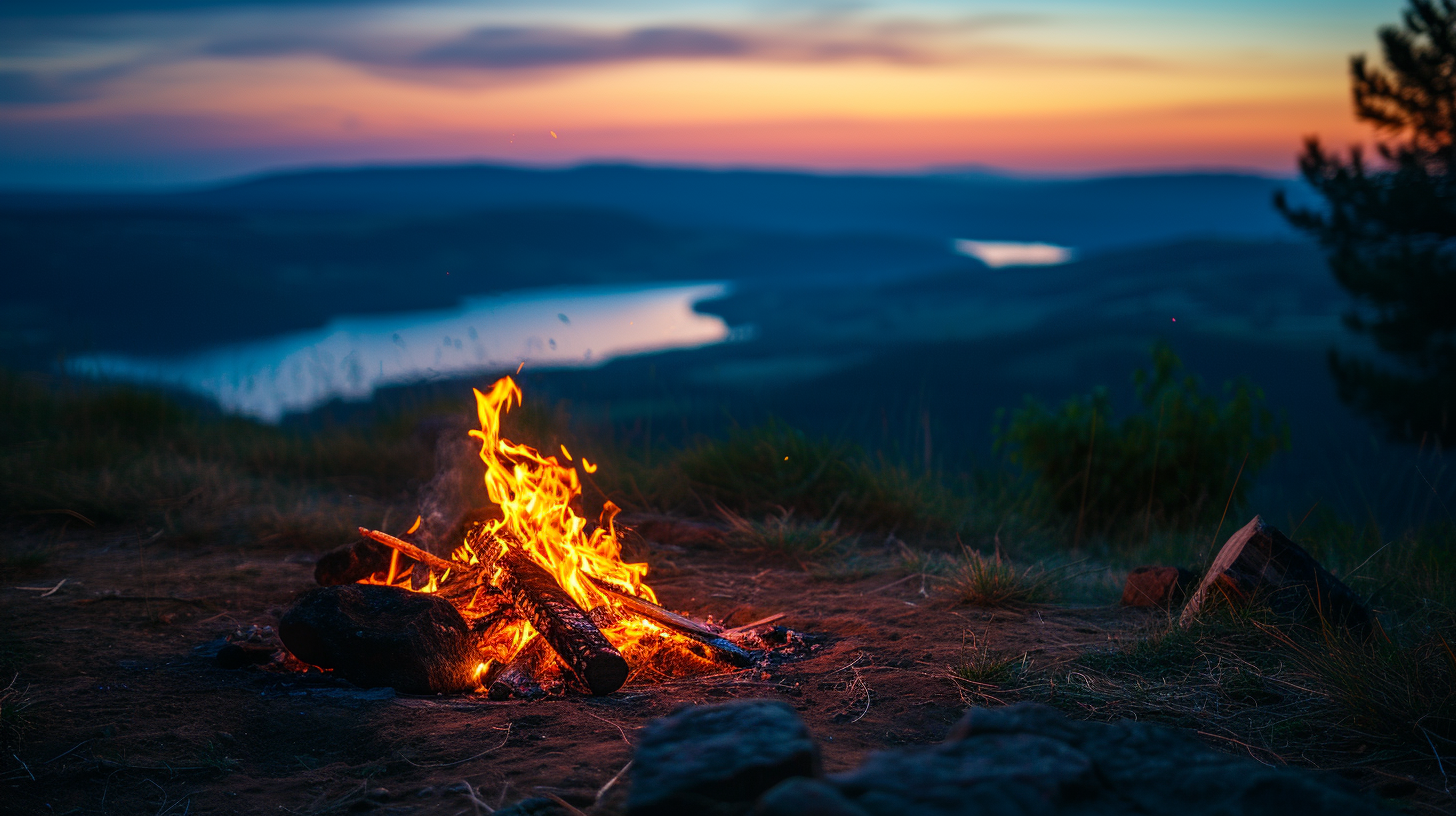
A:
[1180,516,1371,634]
[1120,566,1196,608]
[279,584,478,693]
[823,703,1384,815]
[628,699,820,816]
[314,538,393,586]
[750,778,870,816]
[628,700,1388,816]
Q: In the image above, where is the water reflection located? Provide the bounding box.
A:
[70,282,731,421]
[954,239,1074,267]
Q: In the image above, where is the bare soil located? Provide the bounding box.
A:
[2,527,1198,815]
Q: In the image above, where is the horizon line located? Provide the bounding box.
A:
[0,157,1302,196]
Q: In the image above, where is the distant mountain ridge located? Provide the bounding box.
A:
[0,163,1310,251]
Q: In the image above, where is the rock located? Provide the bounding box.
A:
[816,702,1384,816]
[315,538,393,586]
[1180,516,1371,634]
[832,726,1096,815]
[750,778,871,816]
[628,700,820,816]
[279,584,478,693]
[1120,566,1196,608]
[931,702,1386,816]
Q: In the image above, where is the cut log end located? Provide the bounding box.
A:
[582,652,631,696]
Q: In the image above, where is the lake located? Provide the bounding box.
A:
[69,282,733,421]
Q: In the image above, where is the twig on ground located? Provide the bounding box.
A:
[42,740,92,765]
[12,578,66,596]
[1420,725,1451,794]
[583,710,629,744]
[593,760,632,809]
[723,613,786,635]
[539,792,589,816]
[1196,731,1285,767]
[400,724,512,769]
[458,779,495,814]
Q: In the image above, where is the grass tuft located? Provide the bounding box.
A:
[948,548,1059,606]
[720,508,850,568]
[948,631,1029,704]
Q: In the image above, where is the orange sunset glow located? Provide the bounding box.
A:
[0,2,1398,185]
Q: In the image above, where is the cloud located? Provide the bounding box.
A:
[414,26,751,69]
[0,0,403,15]
[202,17,1052,75]
[0,10,1164,108]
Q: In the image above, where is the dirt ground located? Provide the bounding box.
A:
[1,526,1217,815]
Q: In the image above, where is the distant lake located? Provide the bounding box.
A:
[69,282,733,421]
[953,239,1074,267]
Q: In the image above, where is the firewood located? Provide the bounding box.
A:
[678,631,752,668]
[487,636,555,700]
[587,577,752,667]
[493,547,629,695]
[587,576,718,637]
[357,527,462,575]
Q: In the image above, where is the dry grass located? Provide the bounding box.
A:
[718,508,851,569]
[967,604,1456,791]
[947,630,1030,705]
[947,548,1061,606]
[0,371,435,550]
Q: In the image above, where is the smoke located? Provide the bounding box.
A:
[411,415,486,557]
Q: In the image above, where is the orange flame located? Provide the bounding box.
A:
[459,376,657,610]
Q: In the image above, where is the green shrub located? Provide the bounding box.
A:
[671,420,962,532]
[994,342,1288,537]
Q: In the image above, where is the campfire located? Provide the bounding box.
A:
[271,375,780,699]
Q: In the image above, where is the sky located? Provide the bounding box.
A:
[0,0,1405,188]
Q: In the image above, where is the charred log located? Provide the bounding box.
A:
[279,584,478,694]
[487,636,558,700]
[493,546,629,696]
[675,632,752,668]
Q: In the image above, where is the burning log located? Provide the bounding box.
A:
[358,526,632,693]
[589,577,752,668]
[487,635,559,701]
[358,527,466,576]
[674,632,752,669]
[493,546,629,696]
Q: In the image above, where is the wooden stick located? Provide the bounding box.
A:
[494,548,628,696]
[585,576,752,667]
[587,576,719,637]
[675,631,752,668]
[357,527,460,574]
[723,613,786,636]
